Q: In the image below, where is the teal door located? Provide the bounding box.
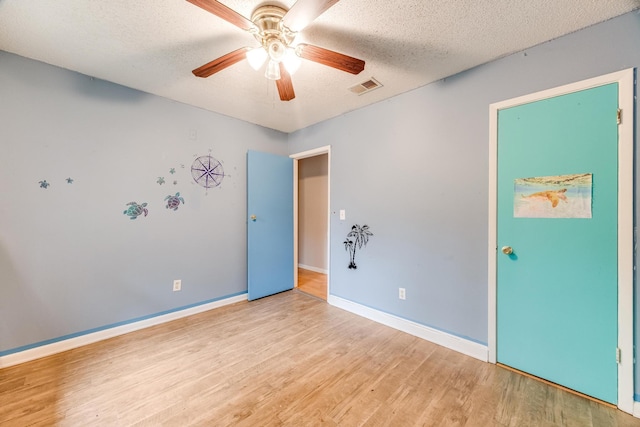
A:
[247,150,294,301]
[496,84,619,403]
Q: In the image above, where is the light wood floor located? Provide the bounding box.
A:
[297,267,327,300]
[2,291,639,426]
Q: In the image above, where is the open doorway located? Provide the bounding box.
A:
[292,147,330,300]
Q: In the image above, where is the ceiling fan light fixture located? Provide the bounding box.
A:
[283,47,301,75]
[265,59,281,80]
[187,0,366,102]
[267,39,286,62]
[246,47,268,70]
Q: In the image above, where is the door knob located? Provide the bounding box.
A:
[250,215,257,222]
[501,246,513,255]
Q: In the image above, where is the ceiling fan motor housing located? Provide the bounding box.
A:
[251,5,296,60]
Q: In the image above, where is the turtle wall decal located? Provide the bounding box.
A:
[165,192,185,211]
[123,202,148,220]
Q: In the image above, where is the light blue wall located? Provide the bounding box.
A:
[0,51,288,355]
[3,9,640,396]
[289,10,640,369]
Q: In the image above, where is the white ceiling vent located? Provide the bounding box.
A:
[349,78,382,95]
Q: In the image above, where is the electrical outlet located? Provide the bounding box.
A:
[173,279,182,292]
[339,209,346,220]
[399,287,406,300]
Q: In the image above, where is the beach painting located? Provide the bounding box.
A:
[513,173,592,218]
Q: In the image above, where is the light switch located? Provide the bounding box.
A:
[339,209,346,220]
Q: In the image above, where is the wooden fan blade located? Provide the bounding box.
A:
[282,0,340,32]
[186,0,255,31]
[297,44,365,74]
[192,47,251,78]
[275,63,295,101]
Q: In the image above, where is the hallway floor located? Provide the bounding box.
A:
[297,267,327,300]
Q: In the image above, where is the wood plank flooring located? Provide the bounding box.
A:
[1,291,639,426]
[297,267,327,300]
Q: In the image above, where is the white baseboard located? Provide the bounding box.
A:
[328,295,488,362]
[298,264,328,274]
[0,293,248,369]
[633,401,640,418]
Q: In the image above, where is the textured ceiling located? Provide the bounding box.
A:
[0,0,638,133]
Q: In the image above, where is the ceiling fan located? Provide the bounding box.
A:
[186,0,366,101]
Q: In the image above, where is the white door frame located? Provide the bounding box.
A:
[290,145,331,298]
[487,69,634,413]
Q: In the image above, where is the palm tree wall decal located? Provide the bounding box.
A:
[343,224,373,269]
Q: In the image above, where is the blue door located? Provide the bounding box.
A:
[247,150,294,300]
[496,84,619,403]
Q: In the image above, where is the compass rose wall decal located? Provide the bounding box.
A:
[191,155,226,190]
